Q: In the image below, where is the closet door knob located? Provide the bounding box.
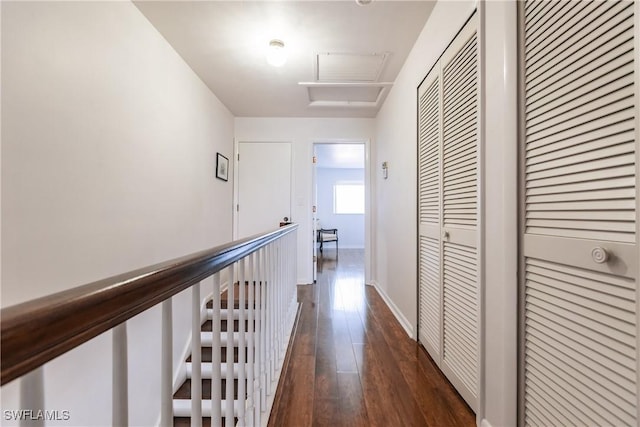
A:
[591,247,609,264]
[443,230,450,240]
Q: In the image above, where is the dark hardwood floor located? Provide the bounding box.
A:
[268,248,476,427]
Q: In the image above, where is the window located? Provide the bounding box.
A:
[333,183,364,214]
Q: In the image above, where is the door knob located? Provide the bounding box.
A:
[591,247,609,264]
[443,230,450,240]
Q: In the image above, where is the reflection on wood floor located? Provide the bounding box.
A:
[268,248,475,427]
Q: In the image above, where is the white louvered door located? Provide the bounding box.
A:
[521,1,639,426]
[440,15,479,411]
[418,12,479,412]
[418,66,442,363]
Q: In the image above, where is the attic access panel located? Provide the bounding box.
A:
[316,52,389,82]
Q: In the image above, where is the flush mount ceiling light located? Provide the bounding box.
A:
[355,0,373,5]
[266,39,287,67]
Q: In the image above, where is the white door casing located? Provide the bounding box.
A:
[235,142,292,239]
[520,1,639,425]
[312,148,318,282]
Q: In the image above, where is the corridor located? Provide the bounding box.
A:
[268,249,475,427]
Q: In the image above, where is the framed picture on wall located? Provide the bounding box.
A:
[216,153,229,181]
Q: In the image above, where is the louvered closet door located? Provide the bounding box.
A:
[521,1,638,426]
[417,12,479,412]
[439,14,479,412]
[418,66,442,362]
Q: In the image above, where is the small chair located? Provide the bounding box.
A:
[317,228,338,253]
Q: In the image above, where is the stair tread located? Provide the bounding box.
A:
[174,417,212,427]
[174,417,237,427]
[173,379,240,400]
[174,417,234,427]
[174,284,260,427]
[207,282,259,309]
[201,319,252,333]
[186,347,245,364]
[207,301,256,309]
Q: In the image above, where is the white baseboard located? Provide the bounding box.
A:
[298,276,313,285]
[369,281,414,339]
[480,419,493,427]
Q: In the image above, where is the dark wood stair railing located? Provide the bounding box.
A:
[1,224,298,426]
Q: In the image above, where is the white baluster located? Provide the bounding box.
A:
[237,258,246,426]
[20,367,44,427]
[225,265,235,427]
[283,236,287,325]
[285,235,290,326]
[265,245,273,395]
[211,272,222,426]
[288,234,292,308]
[254,250,263,425]
[247,253,255,427]
[275,241,280,364]
[191,283,202,427]
[259,248,267,410]
[269,243,276,390]
[279,239,284,360]
[112,323,129,427]
[274,241,279,383]
[274,242,279,383]
[283,237,287,331]
[289,232,298,326]
[292,233,296,314]
[161,299,173,427]
[292,233,297,316]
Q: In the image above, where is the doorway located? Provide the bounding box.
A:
[312,142,369,282]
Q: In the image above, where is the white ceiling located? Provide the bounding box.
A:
[315,144,365,168]
[134,1,435,118]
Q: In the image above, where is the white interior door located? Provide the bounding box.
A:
[520,1,638,425]
[236,142,292,238]
[439,16,479,411]
[418,65,442,364]
[417,12,479,412]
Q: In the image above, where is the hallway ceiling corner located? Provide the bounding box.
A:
[133,1,435,118]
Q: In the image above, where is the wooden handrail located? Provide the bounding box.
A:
[0,224,298,385]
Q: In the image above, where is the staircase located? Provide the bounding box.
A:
[173,283,258,427]
[0,225,299,427]
[166,231,299,427]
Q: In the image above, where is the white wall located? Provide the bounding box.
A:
[373,1,517,426]
[1,1,234,425]
[234,117,375,284]
[316,168,365,249]
[374,0,477,339]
